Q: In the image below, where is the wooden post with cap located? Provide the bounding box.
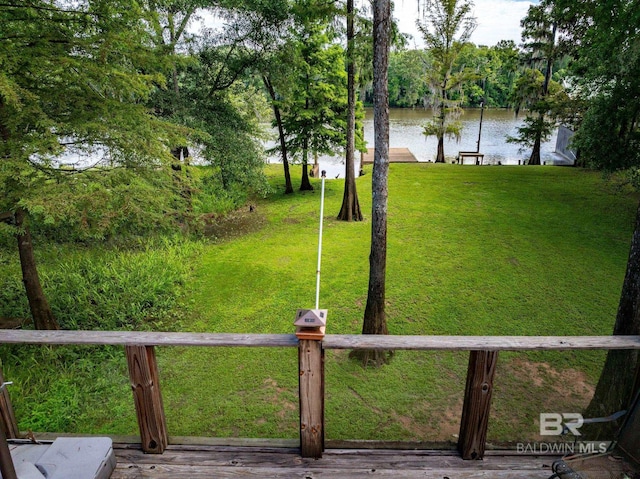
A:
[297,169,327,458]
[296,309,326,458]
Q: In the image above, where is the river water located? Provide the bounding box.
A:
[374,108,560,165]
[288,108,567,179]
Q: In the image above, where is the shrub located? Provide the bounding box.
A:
[0,238,202,330]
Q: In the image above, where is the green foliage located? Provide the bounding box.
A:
[508,1,568,164]
[379,41,522,109]
[0,263,27,320]
[457,41,520,108]
[192,165,269,216]
[0,0,190,266]
[0,239,202,330]
[278,26,349,162]
[167,54,271,201]
[388,50,430,108]
[417,0,478,160]
[556,0,640,173]
[422,117,463,142]
[19,167,186,242]
[1,345,135,434]
[506,114,556,151]
[573,92,640,171]
[0,1,183,181]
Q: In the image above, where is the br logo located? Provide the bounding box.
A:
[539,413,584,436]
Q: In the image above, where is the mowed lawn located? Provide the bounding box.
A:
[157,163,638,444]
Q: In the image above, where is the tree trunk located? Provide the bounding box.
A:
[338,0,363,222]
[300,137,314,191]
[435,136,445,163]
[584,200,640,439]
[15,208,59,330]
[573,149,585,168]
[541,23,556,98]
[526,24,554,168]
[263,76,294,194]
[435,93,447,163]
[351,0,392,367]
[170,147,193,216]
[528,130,542,165]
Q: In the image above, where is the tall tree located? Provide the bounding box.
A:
[151,0,287,202]
[145,0,200,99]
[144,0,202,212]
[553,0,640,438]
[278,24,348,192]
[417,0,477,163]
[352,0,392,366]
[510,1,563,165]
[337,0,363,221]
[506,68,561,161]
[255,0,317,195]
[0,1,183,329]
[263,72,294,194]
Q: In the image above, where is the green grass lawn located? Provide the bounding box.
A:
[158,163,637,444]
[2,163,638,444]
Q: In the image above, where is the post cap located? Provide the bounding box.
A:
[294,309,327,327]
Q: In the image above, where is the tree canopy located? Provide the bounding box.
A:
[417,0,477,163]
[542,0,640,438]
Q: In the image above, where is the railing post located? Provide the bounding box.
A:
[458,350,498,460]
[125,345,168,454]
[0,379,17,479]
[0,368,18,439]
[298,339,324,458]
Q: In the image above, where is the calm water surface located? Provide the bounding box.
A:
[269,108,564,179]
[365,107,560,165]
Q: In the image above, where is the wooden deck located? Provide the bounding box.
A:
[112,444,560,478]
[2,331,639,478]
[111,443,640,478]
[361,148,418,165]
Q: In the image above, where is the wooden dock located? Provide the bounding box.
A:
[361,148,418,165]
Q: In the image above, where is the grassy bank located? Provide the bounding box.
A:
[160,163,637,443]
[1,164,638,443]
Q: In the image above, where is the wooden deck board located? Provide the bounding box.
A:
[361,148,418,165]
[111,445,561,478]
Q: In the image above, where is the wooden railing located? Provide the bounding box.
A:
[1,330,639,460]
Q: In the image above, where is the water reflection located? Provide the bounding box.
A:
[267,108,568,179]
[378,108,561,166]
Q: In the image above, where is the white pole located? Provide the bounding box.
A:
[315,170,326,310]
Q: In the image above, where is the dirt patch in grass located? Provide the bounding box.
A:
[262,378,297,420]
[491,357,597,442]
[440,398,464,439]
[507,358,595,401]
[203,207,267,241]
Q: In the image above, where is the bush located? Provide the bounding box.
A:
[1,345,135,434]
[0,238,202,330]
